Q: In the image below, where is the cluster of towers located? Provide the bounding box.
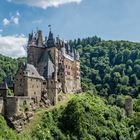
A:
[14,27,81,105]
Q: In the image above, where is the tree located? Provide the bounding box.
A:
[124,96,133,117]
[125,66,132,75]
[121,75,129,85]
[130,74,138,86]
[112,72,121,85]
[123,49,130,63]
[134,64,140,79]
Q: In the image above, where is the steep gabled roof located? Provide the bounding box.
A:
[41,51,54,80]
[24,64,44,80]
[0,83,8,90]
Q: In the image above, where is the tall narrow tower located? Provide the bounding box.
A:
[37,30,43,47]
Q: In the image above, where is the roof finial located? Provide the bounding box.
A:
[48,24,51,32]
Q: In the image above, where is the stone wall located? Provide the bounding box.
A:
[26,78,42,102]
[16,97,32,112]
[47,80,58,105]
[74,60,81,92]
[14,66,25,96]
[62,57,81,93]
[14,65,42,102]
[4,96,32,118]
[4,97,18,118]
[27,46,45,68]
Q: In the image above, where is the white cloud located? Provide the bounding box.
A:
[7,0,82,9]
[16,11,20,17]
[2,12,20,26]
[11,16,19,24]
[0,35,27,58]
[0,29,3,32]
[3,18,10,26]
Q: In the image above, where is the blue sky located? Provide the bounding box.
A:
[0,0,140,57]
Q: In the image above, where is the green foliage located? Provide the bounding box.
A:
[1,36,140,139]
[1,93,140,139]
[0,54,26,83]
[20,101,30,112]
[73,38,140,96]
[31,94,134,140]
[8,89,14,96]
[0,115,17,140]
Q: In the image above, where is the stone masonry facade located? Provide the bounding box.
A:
[0,28,81,122]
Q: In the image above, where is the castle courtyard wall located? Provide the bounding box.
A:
[5,97,18,118]
[16,97,32,112]
[4,96,32,118]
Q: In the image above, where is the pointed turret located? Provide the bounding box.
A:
[28,31,33,43]
[47,25,55,47]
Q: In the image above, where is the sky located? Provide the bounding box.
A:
[0,0,140,57]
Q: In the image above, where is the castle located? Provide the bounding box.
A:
[0,27,81,120]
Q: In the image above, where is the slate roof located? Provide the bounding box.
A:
[39,51,54,79]
[0,83,8,90]
[24,64,44,80]
[5,76,13,88]
[46,55,54,79]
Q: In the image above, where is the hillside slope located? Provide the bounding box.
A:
[1,93,140,140]
[30,93,133,140]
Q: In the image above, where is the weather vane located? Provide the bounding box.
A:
[48,24,51,32]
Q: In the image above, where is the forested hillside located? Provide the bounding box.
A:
[71,37,140,97]
[1,37,140,139]
[0,54,26,82]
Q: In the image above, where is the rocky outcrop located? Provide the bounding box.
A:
[7,111,34,132]
[7,96,52,132]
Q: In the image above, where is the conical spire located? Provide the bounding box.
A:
[48,25,53,40]
[47,25,55,47]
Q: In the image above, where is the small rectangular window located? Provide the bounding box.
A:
[43,82,46,85]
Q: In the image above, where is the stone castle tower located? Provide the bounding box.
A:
[14,27,81,105]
